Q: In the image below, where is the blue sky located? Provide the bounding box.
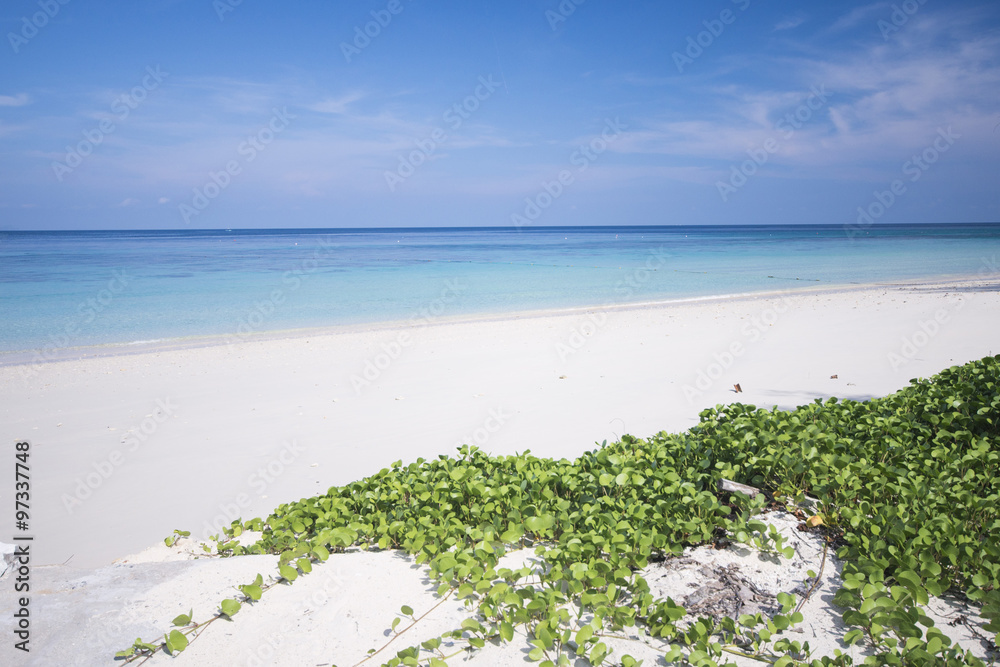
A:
[1,0,998,229]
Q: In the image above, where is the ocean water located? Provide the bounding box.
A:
[1,224,998,356]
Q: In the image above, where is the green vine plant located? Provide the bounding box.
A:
[162,529,189,548]
[115,571,285,663]
[123,355,1000,666]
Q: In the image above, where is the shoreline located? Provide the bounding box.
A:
[0,272,988,368]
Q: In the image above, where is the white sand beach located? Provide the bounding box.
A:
[1,278,999,665]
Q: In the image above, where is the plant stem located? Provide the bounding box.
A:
[352,588,456,667]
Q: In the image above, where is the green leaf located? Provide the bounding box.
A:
[461,618,484,633]
[220,598,241,618]
[164,629,188,654]
[500,621,514,642]
[895,570,922,592]
[501,525,524,543]
[525,514,555,533]
[171,609,193,626]
[589,641,609,664]
[536,624,554,649]
[575,624,594,645]
[135,639,157,652]
[240,584,262,601]
[844,629,864,645]
[401,604,414,617]
[279,564,298,582]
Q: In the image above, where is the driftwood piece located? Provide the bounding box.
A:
[718,479,761,497]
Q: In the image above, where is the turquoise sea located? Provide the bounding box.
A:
[1,224,999,358]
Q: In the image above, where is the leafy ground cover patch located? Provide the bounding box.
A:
[122,355,1000,666]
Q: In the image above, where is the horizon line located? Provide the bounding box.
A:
[4,221,1000,233]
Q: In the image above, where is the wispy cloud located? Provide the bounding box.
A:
[307,92,366,115]
[830,2,890,31]
[0,93,31,107]
[775,15,807,31]
[607,8,1000,179]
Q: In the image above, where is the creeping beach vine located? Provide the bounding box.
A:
[126,355,1000,666]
